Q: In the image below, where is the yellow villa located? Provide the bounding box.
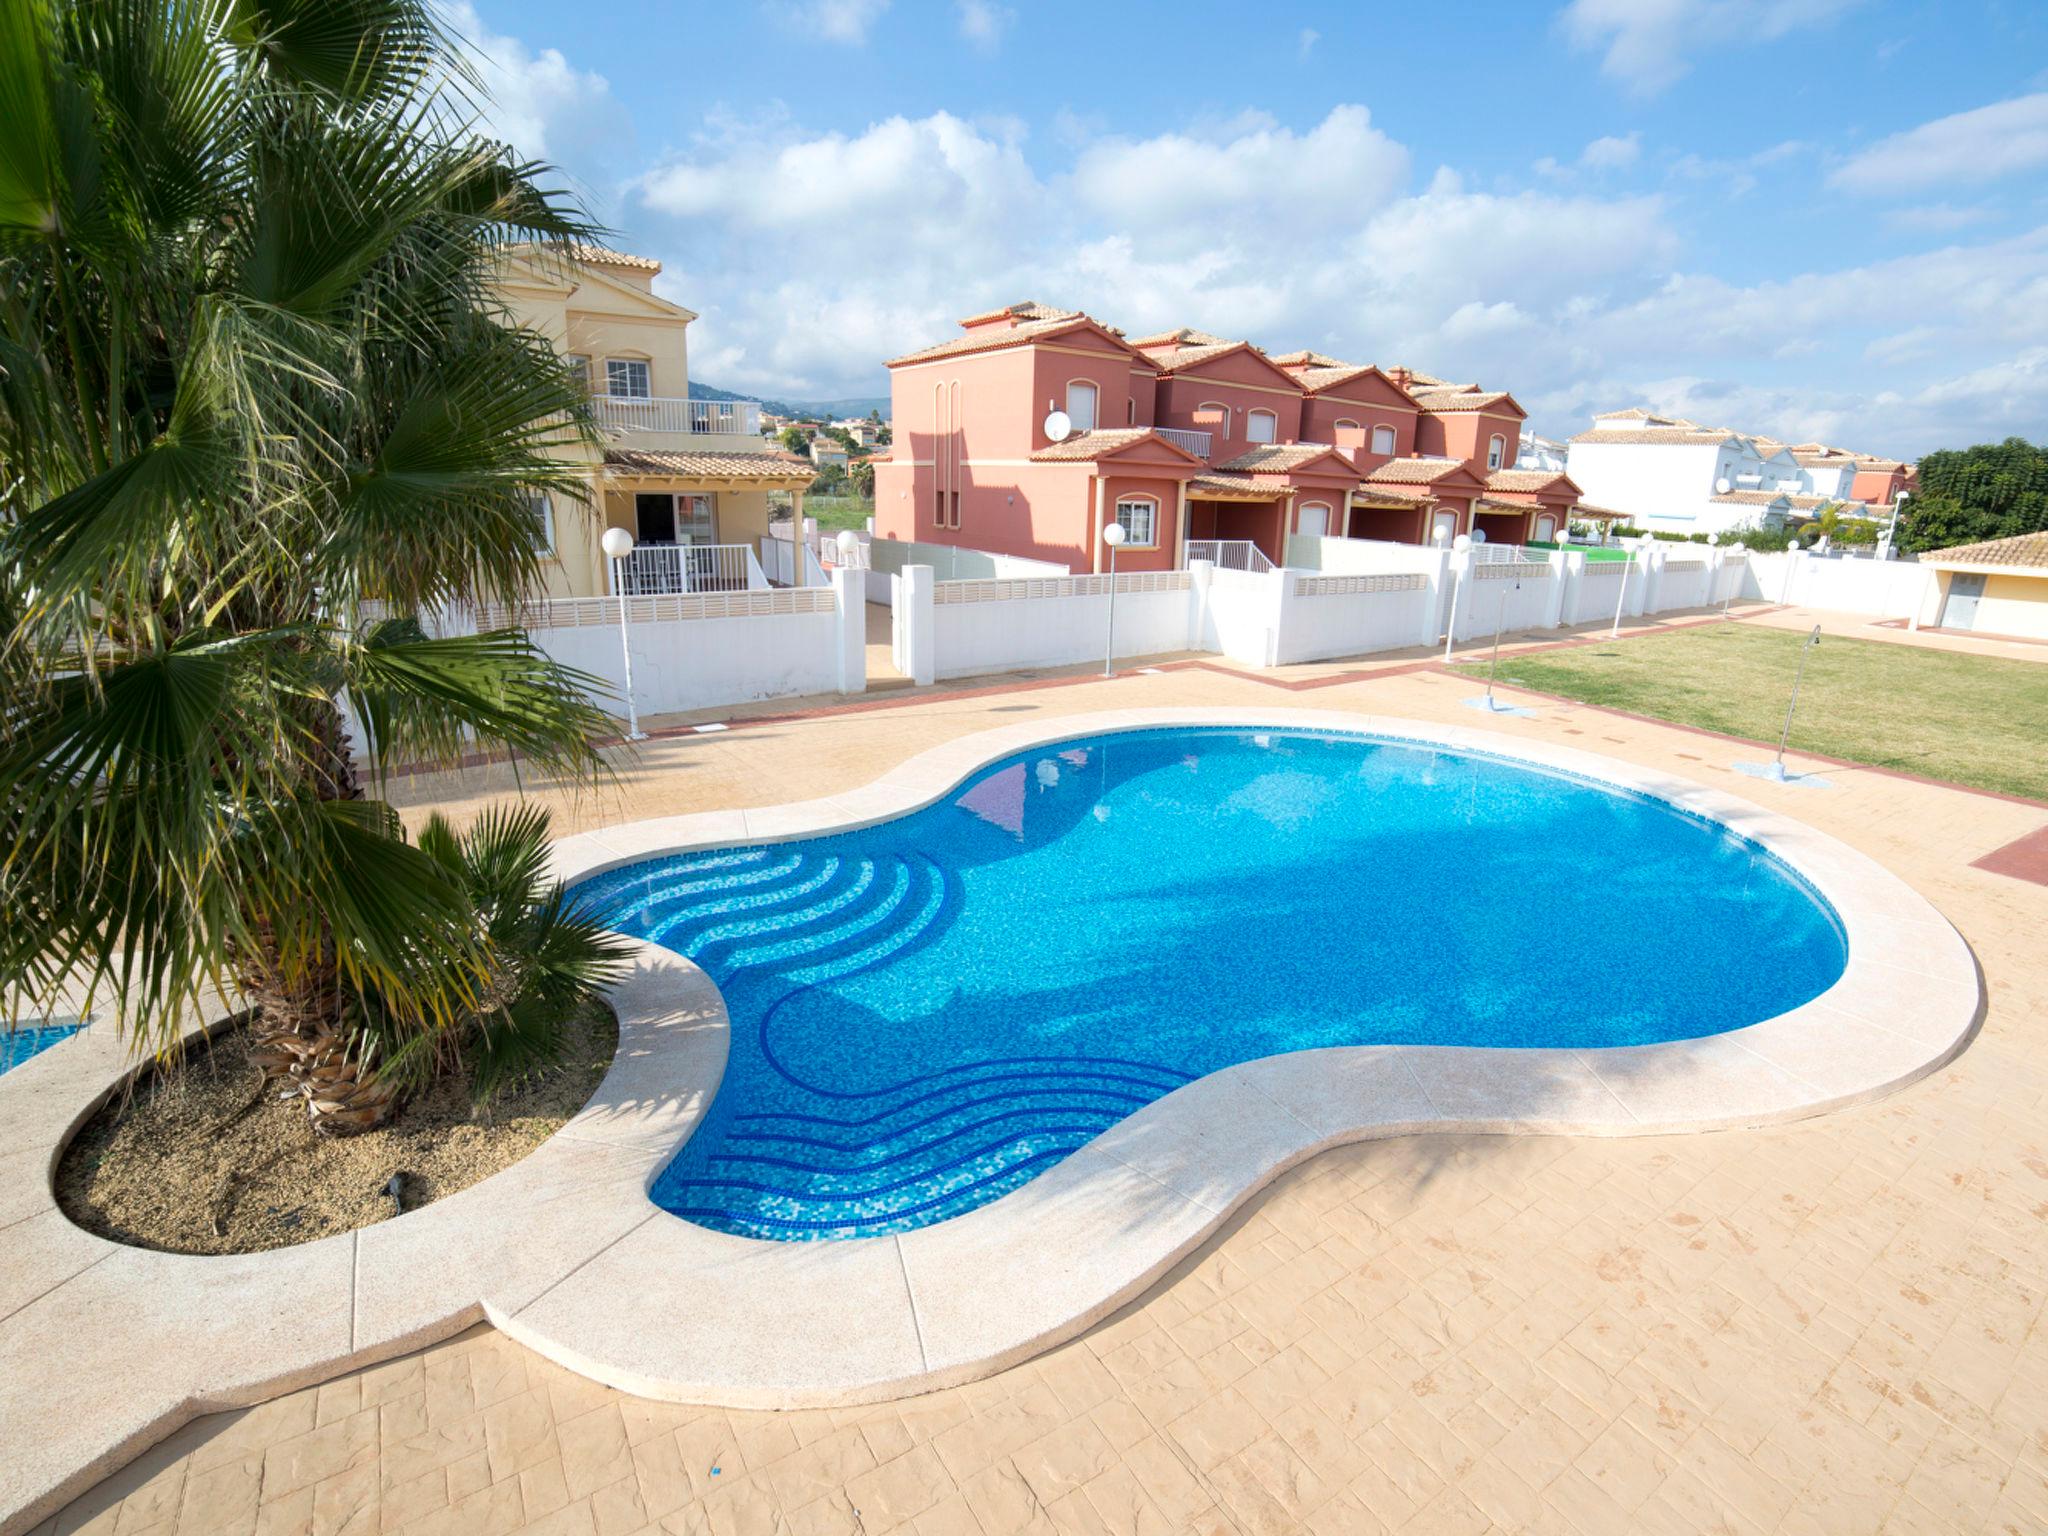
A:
[494,244,814,597]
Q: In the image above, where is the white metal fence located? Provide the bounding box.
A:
[611,543,765,596]
[1186,540,1275,574]
[1153,427,1213,458]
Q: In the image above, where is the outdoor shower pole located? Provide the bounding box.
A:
[1484,579,1514,708]
[1101,520,1127,678]
[1772,625,1823,780]
[1611,551,1631,639]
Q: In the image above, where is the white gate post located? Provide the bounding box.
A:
[1420,541,1453,648]
[831,566,866,695]
[1545,549,1575,628]
[897,563,936,686]
[1636,542,1661,617]
[1188,558,1215,652]
[1265,565,1294,668]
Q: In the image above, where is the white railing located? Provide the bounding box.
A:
[1153,427,1213,459]
[611,543,766,596]
[758,534,795,586]
[1187,540,1275,574]
[591,395,763,436]
[1472,542,1530,564]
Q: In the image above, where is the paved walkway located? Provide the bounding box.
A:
[40,659,2048,1536]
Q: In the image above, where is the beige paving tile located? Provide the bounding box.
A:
[38,662,2048,1536]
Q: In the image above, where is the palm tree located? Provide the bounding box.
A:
[1,0,624,1129]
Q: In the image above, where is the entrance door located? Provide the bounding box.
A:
[1431,510,1458,544]
[1942,572,1986,630]
[1535,514,1557,542]
[1297,502,1330,539]
[635,492,676,544]
[676,493,716,545]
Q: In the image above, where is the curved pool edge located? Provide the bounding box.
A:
[0,709,1982,1536]
[516,706,1981,1407]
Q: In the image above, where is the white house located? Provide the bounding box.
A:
[1517,430,1568,472]
[1564,411,1799,537]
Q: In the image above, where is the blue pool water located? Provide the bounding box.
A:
[1,1024,82,1074]
[573,729,1847,1240]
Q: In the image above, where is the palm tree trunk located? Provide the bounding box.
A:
[240,702,400,1135]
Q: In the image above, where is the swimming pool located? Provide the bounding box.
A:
[574,727,1848,1241]
[0,1024,82,1075]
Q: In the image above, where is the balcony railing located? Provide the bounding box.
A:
[609,543,767,596]
[592,395,763,436]
[1153,426,1213,459]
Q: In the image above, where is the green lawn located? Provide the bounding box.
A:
[1454,621,2048,800]
[799,496,872,532]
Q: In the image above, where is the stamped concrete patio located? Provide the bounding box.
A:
[34,645,2048,1536]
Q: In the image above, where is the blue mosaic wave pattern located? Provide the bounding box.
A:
[1,1024,82,1074]
[573,729,1847,1241]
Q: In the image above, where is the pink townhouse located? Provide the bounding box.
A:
[871,304,1583,572]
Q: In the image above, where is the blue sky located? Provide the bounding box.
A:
[454,0,2048,454]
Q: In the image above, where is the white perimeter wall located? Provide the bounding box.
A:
[1452,563,1556,641]
[930,572,1197,680]
[1275,573,1435,664]
[1745,551,1937,619]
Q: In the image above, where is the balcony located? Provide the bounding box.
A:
[592,394,763,437]
[609,542,768,596]
[1153,426,1213,459]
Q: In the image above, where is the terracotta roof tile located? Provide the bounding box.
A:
[1028,428,1186,463]
[1131,326,1233,348]
[567,243,663,273]
[887,314,1134,367]
[1292,364,1380,393]
[1485,468,1572,492]
[603,448,811,481]
[1411,387,1517,413]
[1364,456,1469,485]
[1215,444,1347,473]
[1708,490,1792,505]
[956,300,1083,326]
[1922,530,2048,569]
[1186,472,1285,501]
[1270,350,1352,368]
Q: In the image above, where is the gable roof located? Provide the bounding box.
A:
[957,300,1084,327]
[886,313,1150,368]
[1708,490,1792,506]
[566,243,662,274]
[1139,339,1304,392]
[1920,530,2048,570]
[1028,427,1203,465]
[1130,326,1233,348]
[1364,456,1477,485]
[1214,444,1357,476]
[1485,468,1576,493]
[1410,386,1525,418]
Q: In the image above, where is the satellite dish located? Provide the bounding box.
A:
[1043,409,1073,443]
[1715,477,1732,494]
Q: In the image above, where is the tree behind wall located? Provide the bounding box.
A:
[1898,437,2048,553]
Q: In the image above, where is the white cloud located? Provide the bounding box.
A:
[1298,28,1319,59]
[1581,132,1642,170]
[617,94,2043,456]
[1068,107,1410,250]
[773,0,890,45]
[1831,93,2048,192]
[1882,203,1992,233]
[1559,0,1860,94]
[956,0,1011,50]
[445,2,613,163]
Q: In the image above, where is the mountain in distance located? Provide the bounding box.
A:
[692,382,890,421]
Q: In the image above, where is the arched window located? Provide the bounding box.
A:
[1488,433,1507,470]
[1334,418,1360,434]
[1065,381,1098,432]
[1246,408,1278,444]
[1297,501,1331,538]
[1195,401,1231,439]
[1113,496,1158,548]
[1370,424,1396,456]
